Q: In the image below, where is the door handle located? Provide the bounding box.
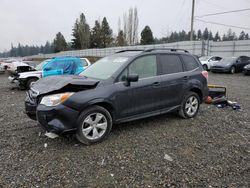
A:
[183,76,190,80]
[152,82,161,87]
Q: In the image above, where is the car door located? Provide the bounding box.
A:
[114,55,162,119]
[159,54,185,109]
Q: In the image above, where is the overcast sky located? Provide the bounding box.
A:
[0,0,250,52]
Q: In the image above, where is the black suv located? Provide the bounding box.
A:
[25,49,209,145]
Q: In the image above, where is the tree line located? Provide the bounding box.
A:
[1,8,250,57]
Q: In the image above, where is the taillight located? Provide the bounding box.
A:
[202,70,208,81]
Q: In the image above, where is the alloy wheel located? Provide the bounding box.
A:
[185,96,198,117]
[81,113,108,140]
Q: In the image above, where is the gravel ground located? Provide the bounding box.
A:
[0,72,249,187]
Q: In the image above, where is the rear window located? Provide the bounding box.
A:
[181,55,199,71]
[160,55,183,74]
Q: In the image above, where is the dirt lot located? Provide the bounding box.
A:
[0,72,249,187]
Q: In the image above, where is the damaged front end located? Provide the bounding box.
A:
[25,75,99,133]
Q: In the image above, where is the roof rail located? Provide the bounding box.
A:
[144,48,189,53]
[115,49,144,53]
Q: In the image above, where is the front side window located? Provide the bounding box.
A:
[128,55,157,79]
[182,55,199,71]
[160,55,183,74]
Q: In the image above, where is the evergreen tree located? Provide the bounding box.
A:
[71,13,90,49]
[90,20,102,48]
[197,29,202,40]
[214,32,221,41]
[239,31,245,40]
[53,32,67,52]
[208,31,213,40]
[100,17,113,48]
[245,33,249,40]
[140,26,154,45]
[203,28,209,40]
[116,30,126,46]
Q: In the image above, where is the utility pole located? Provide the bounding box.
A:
[190,0,195,41]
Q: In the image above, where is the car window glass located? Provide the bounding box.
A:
[129,55,157,79]
[118,68,128,82]
[181,55,199,71]
[160,55,183,74]
[81,59,88,66]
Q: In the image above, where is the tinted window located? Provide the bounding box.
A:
[129,55,157,79]
[182,55,199,71]
[239,56,250,62]
[160,55,183,74]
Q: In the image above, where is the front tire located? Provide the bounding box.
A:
[203,64,208,71]
[179,92,200,119]
[76,105,112,145]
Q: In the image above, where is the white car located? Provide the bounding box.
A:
[199,56,222,71]
[6,61,34,74]
[0,65,4,73]
[0,59,19,70]
[17,57,91,89]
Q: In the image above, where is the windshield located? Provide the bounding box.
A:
[80,56,129,79]
[199,56,210,61]
[35,59,50,71]
[220,57,237,63]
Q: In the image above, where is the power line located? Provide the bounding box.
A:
[199,0,250,18]
[196,8,250,18]
[195,18,250,31]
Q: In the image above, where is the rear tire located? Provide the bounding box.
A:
[179,92,200,119]
[26,78,38,89]
[76,105,112,145]
[230,66,236,74]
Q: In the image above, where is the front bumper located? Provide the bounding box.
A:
[25,91,79,133]
[36,104,79,134]
[243,69,250,75]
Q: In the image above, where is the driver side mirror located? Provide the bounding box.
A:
[124,74,139,86]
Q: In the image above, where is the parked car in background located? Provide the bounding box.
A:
[17,57,91,89]
[0,59,19,70]
[243,63,250,75]
[211,56,250,74]
[0,65,5,73]
[199,56,222,71]
[25,49,209,145]
[6,61,35,75]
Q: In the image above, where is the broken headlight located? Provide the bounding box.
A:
[40,92,74,107]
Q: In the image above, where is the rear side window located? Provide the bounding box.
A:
[181,55,199,71]
[160,55,183,74]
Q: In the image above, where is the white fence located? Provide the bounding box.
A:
[25,40,250,59]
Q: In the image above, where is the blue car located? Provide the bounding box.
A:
[42,57,85,77]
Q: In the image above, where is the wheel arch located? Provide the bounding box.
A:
[189,87,202,102]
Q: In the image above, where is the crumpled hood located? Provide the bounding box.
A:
[31,75,99,96]
[19,70,42,78]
